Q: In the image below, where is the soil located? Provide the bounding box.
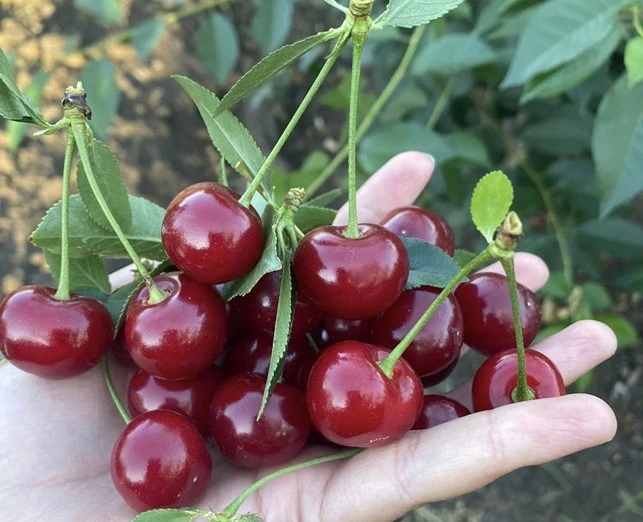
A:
[0,1,641,521]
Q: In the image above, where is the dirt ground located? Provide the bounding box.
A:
[0,1,641,521]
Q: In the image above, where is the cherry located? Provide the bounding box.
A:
[127,367,224,436]
[231,270,322,337]
[420,357,458,388]
[323,316,372,344]
[209,373,311,468]
[455,272,541,357]
[412,395,470,430]
[161,182,264,285]
[0,286,113,379]
[293,224,409,319]
[111,328,135,367]
[110,409,212,511]
[471,348,565,412]
[306,341,423,448]
[223,333,315,388]
[125,272,227,380]
[370,286,463,378]
[380,206,455,256]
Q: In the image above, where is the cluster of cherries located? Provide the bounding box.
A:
[0,181,565,514]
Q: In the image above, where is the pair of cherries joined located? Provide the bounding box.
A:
[0,181,565,513]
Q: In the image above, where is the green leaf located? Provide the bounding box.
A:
[539,271,569,300]
[359,122,453,173]
[294,206,337,234]
[522,108,593,156]
[592,75,643,217]
[215,29,336,116]
[453,248,476,269]
[595,314,640,348]
[130,508,207,522]
[81,60,120,138]
[581,282,612,311]
[258,257,293,418]
[76,138,132,230]
[411,33,496,76]
[502,0,624,88]
[304,188,342,208]
[402,237,463,289]
[470,170,513,243]
[521,25,623,103]
[230,515,264,522]
[131,18,167,62]
[0,49,46,125]
[475,0,525,35]
[222,207,282,300]
[251,0,294,54]
[444,132,491,167]
[575,370,594,392]
[196,12,239,86]
[31,194,166,261]
[6,72,49,153]
[533,322,568,344]
[74,0,122,25]
[579,218,643,257]
[625,36,643,87]
[105,259,171,332]
[376,0,467,28]
[44,251,111,293]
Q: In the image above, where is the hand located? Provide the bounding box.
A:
[0,152,617,522]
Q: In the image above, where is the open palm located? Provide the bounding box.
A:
[0,153,617,522]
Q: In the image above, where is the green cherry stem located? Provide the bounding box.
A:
[344,20,370,239]
[221,449,361,517]
[238,30,349,207]
[502,256,535,402]
[102,356,132,424]
[70,123,166,304]
[53,130,75,301]
[379,247,494,378]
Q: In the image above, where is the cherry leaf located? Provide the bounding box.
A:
[214,29,337,116]
[0,49,48,125]
[470,170,513,243]
[375,0,466,28]
[402,237,463,290]
[258,255,294,418]
[130,508,209,522]
[230,515,265,522]
[304,188,342,207]
[131,18,167,62]
[453,248,477,269]
[6,71,49,153]
[295,205,337,234]
[76,138,132,230]
[44,250,111,294]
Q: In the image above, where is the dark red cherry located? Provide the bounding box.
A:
[110,410,212,511]
[412,395,470,430]
[127,367,224,436]
[231,271,322,337]
[222,333,315,388]
[161,182,264,285]
[472,349,565,412]
[371,287,463,378]
[112,328,135,367]
[293,224,409,319]
[125,272,227,380]
[209,373,311,468]
[455,272,541,357]
[0,286,113,379]
[323,316,372,344]
[380,206,455,256]
[420,357,458,387]
[306,341,423,448]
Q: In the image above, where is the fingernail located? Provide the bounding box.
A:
[425,153,435,167]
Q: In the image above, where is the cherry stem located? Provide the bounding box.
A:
[379,246,494,378]
[501,256,534,402]
[102,356,131,424]
[53,131,75,301]
[344,21,370,239]
[70,123,166,305]
[238,28,348,208]
[221,449,361,517]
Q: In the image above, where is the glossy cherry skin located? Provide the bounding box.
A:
[455,272,541,357]
[223,333,315,388]
[112,328,136,367]
[127,367,224,436]
[293,224,409,319]
[209,373,311,468]
[110,409,212,511]
[472,349,565,412]
[380,206,455,256]
[420,357,458,388]
[231,271,322,337]
[306,341,423,448]
[371,287,463,378]
[125,272,227,380]
[161,182,264,285]
[412,395,470,430]
[0,286,113,379]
